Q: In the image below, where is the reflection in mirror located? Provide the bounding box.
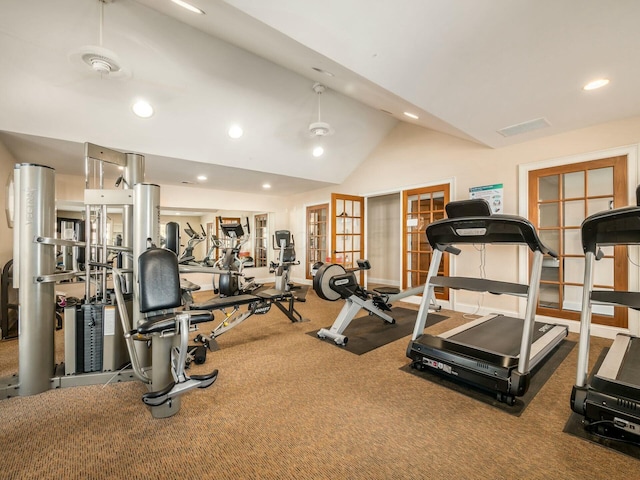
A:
[56,202,274,267]
[56,201,278,294]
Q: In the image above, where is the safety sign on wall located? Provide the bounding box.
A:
[469,183,504,214]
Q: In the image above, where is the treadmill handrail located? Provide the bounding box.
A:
[430,276,529,297]
[590,289,640,310]
[581,205,640,254]
[426,214,557,257]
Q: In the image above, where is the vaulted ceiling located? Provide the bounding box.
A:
[1,0,639,195]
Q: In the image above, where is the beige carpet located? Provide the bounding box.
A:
[0,290,637,479]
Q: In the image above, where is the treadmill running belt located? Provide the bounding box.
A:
[618,337,640,384]
[448,315,550,357]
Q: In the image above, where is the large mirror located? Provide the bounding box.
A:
[55,201,277,291]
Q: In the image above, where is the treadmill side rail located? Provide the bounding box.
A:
[596,333,630,380]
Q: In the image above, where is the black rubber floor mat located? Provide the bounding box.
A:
[401,340,576,416]
[308,308,447,355]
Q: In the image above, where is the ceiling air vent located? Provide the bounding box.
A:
[497,118,550,137]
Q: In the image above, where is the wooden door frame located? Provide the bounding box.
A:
[402,183,451,301]
[527,156,627,327]
[306,203,329,279]
[518,146,639,333]
[331,193,365,283]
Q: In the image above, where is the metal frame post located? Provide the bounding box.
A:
[16,164,56,395]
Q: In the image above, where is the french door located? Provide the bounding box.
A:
[331,193,365,282]
[306,203,328,279]
[402,184,450,300]
[528,156,627,327]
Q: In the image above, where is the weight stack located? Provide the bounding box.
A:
[77,304,104,373]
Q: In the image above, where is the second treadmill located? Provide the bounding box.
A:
[407,199,568,405]
[571,200,640,442]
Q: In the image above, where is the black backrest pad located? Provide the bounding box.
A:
[581,206,640,253]
[138,248,182,313]
[426,214,555,256]
[165,222,180,255]
[445,198,492,218]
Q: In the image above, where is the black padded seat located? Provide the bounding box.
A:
[257,288,293,300]
[139,248,182,313]
[137,248,213,335]
[374,287,400,295]
[191,294,259,311]
[137,311,213,335]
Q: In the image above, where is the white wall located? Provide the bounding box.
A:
[0,141,16,268]
[288,115,640,333]
[6,114,640,332]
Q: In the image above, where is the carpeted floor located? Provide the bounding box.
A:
[0,290,638,479]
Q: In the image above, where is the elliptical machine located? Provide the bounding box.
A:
[270,230,299,292]
[215,218,261,297]
[202,233,223,267]
[178,222,206,265]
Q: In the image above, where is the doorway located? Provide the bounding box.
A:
[366,193,401,290]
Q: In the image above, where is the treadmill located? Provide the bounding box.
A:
[571,200,640,442]
[407,199,568,405]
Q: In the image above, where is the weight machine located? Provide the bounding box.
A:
[0,144,217,418]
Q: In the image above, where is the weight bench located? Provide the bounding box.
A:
[113,247,218,417]
[190,286,308,349]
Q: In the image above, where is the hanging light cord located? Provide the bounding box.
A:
[98,0,104,46]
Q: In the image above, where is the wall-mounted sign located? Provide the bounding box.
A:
[469,183,504,214]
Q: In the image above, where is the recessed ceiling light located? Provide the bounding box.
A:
[228,124,243,139]
[403,112,419,120]
[583,78,610,91]
[312,146,324,157]
[197,175,207,181]
[262,183,271,189]
[311,67,335,77]
[118,166,124,171]
[171,0,205,14]
[132,100,153,118]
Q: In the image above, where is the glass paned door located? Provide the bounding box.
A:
[306,204,328,279]
[331,194,364,282]
[402,184,450,300]
[529,156,627,327]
